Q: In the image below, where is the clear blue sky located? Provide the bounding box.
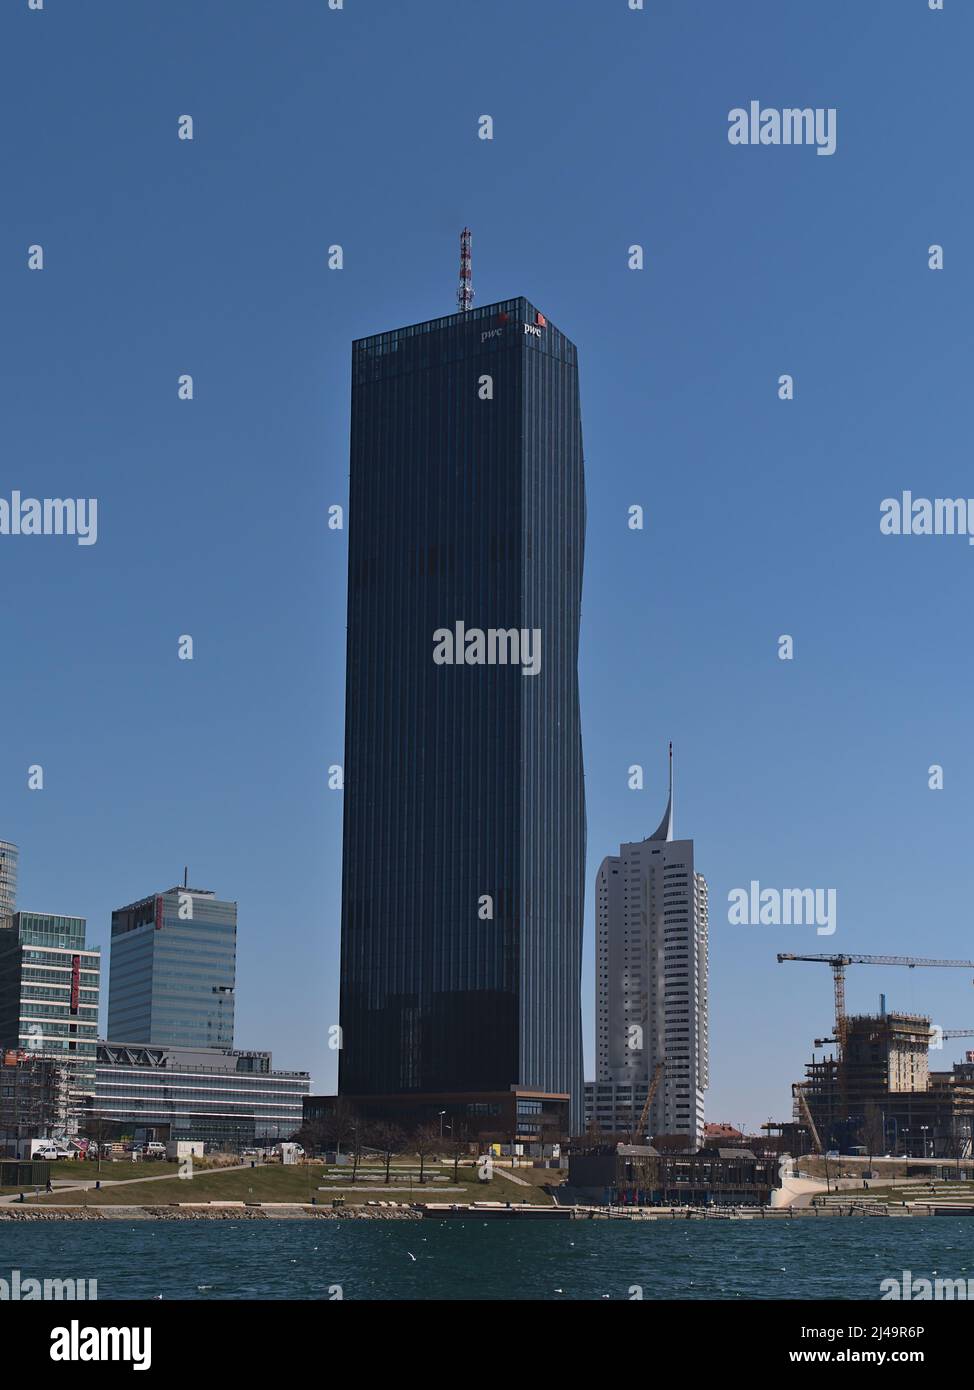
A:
[2,1,971,1131]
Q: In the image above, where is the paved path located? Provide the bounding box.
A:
[489,1167,534,1189]
[443,1160,535,1189]
[0,1161,266,1203]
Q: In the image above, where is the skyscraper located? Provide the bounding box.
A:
[338,294,585,1131]
[590,748,710,1149]
[107,885,236,1050]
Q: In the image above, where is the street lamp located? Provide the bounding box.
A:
[438,1110,446,1139]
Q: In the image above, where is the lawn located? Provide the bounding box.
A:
[29,1161,557,1207]
[47,1159,184,1181]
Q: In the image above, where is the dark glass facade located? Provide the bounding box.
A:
[339,297,585,1126]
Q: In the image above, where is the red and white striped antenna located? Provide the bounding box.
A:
[457,227,473,312]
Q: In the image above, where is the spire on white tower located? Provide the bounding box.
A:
[648,741,673,842]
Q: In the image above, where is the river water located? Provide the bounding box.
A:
[2,1215,972,1300]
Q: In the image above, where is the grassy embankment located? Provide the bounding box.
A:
[28,1159,559,1207]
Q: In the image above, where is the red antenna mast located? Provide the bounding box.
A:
[457,227,473,312]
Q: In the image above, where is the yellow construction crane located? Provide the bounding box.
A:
[777,953,974,1059]
[792,1083,823,1154]
[629,1060,665,1145]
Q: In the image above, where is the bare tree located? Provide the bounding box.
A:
[349,1122,372,1183]
[294,1117,329,1157]
[372,1121,406,1183]
[81,1114,116,1174]
[861,1103,885,1176]
[321,1097,359,1160]
[413,1122,442,1185]
[449,1121,472,1182]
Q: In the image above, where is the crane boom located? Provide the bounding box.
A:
[777,951,974,1053]
[631,1061,665,1144]
[777,953,974,969]
[793,1083,823,1154]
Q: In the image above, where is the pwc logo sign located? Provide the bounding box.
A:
[482,311,547,344]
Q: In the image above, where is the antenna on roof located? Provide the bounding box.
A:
[457,227,473,312]
[183,866,188,889]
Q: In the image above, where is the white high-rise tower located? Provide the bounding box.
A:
[589,747,709,1149]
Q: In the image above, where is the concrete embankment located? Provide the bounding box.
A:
[0,1203,420,1221]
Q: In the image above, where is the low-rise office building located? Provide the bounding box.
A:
[566,1142,776,1206]
[90,1043,310,1148]
[585,1080,655,1139]
[305,1088,570,1150]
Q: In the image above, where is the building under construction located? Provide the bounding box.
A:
[773,953,974,1158]
[0,1050,69,1151]
[792,1013,974,1158]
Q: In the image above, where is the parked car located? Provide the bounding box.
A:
[144,1142,167,1158]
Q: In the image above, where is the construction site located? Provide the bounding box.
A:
[0,1049,70,1153]
[769,953,974,1160]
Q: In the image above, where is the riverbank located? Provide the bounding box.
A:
[0,1203,420,1221]
[0,1198,956,1221]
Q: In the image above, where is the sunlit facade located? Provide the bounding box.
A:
[108,887,236,1050]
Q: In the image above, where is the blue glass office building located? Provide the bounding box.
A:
[339,297,585,1129]
[107,887,236,1050]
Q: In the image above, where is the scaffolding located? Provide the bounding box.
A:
[795,1015,974,1158]
[0,1050,69,1144]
